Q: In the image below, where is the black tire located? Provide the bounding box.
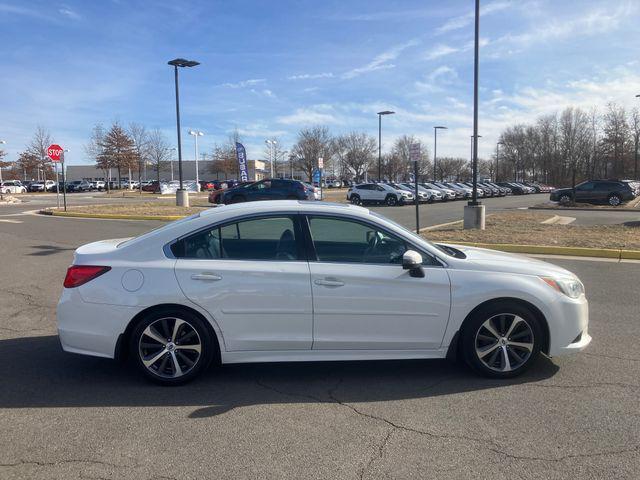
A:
[461,301,543,379]
[428,197,434,204]
[130,308,215,385]
[350,194,361,205]
[385,194,398,206]
[608,194,622,206]
[559,194,571,204]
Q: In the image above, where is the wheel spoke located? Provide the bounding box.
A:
[143,326,167,346]
[501,346,512,371]
[510,330,530,341]
[157,353,170,374]
[171,319,186,342]
[505,316,523,338]
[176,344,201,354]
[508,341,533,352]
[509,347,525,364]
[176,350,195,368]
[482,320,501,340]
[477,342,500,359]
[143,348,167,367]
[170,352,183,377]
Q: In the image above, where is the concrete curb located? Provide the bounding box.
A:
[529,206,640,213]
[40,210,185,222]
[445,241,640,260]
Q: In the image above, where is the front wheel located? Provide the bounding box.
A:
[461,301,542,378]
[350,194,361,205]
[130,309,214,385]
[559,194,571,204]
[386,195,398,206]
[608,194,622,206]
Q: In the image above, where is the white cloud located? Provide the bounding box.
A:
[342,40,419,79]
[426,44,459,60]
[221,78,266,88]
[436,0,511,34]
[250,89,275,98]
[59,5,81,20]
[287,72,334,80]
[277,105,341,125]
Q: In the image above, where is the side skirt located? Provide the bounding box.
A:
[221,348,449,364]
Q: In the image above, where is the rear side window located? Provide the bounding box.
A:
[173,215,301,261]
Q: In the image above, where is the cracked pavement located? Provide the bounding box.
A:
[1,201,639,479]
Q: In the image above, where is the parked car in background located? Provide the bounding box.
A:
[497,182,525,195]
[550,180,636,206]
[221,178,311,204]
[91,181,106,191]
[347,183,414,206]
[142,181,160,193]
[327,179,342,188]
[209,181,253,204]
[399,182,439,203]
[29,180,56,192]
[303,182,321,200]
[67,180,93,192]
[432,182,465,199]
[1,180,27,194]
[199,181,215,191]
[421,182,456,201]
[387,182,425,203]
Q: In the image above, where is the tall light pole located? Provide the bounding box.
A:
[0,140,5,184]
[635,94,640,179]
[265,139,277,177]
[168,57,199,207]
[470,135,482,178]
[433,126,447,180]
[377,111,395,181]
[189,130,204,190]
[464,0,484,229]
[495,141,503,181]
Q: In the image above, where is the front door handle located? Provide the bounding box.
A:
[314,278,345,287]
[191,273,222,281]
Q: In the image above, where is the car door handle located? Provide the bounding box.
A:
[191,273,222,281]
[314,278,345,287]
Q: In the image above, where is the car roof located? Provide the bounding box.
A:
[200,200,368,218]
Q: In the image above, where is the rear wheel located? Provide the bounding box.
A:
[559,194,571,204]
[130,309,214,385]
[386,195,398,206]
[461,301,542,378]
[350,194,361,205]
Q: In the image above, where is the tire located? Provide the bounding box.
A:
[350,194,361,205]
[608,194,622,206]
[428,197,434,204]
[559,194,571,204]
[130,308,215,385]
[461,301,543,379]
[385,195,398,206]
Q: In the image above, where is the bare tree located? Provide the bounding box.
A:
[386,135,431,181]
[291,126,334,182]
[334,132,376,182]
[559,107,590,197]
[147,129,173,185]
[85,124,108,190]
[26,126,52,185]
[97,123,137,189]
[129,123,150,189]
[601,103,629,179]
[210,130,243,179]
[630,108,640,179]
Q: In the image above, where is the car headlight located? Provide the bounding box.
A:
[540,276,585,298]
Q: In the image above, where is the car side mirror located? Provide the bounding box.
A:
[402,250,425,278]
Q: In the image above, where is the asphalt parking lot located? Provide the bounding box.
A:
[1,199,639,479]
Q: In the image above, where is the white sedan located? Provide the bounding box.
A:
[57,201,590,385]
[1,181,27,194]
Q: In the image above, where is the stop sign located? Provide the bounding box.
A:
[47,144,64,162]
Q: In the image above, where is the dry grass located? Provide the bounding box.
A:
[424,211,640,250]
[62,201,211,217]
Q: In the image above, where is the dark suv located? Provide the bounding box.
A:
[550,180,636,206]
[221,178,311,204]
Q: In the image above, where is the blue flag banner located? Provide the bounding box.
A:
[235,142,249,182]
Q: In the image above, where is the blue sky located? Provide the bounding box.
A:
[1,0,640,165]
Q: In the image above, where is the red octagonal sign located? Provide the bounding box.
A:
[47,144,64,162]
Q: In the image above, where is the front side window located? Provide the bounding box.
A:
[307,216,407,264]
[175,216,300,261]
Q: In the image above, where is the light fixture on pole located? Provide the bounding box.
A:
[377,111,395,181]
[265,139,277,178]
[168,57,200,207]
[433,126,447,180]
[189,130,204,190]
[463,0,485,230]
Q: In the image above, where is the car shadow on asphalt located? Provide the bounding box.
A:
[0,335,559,417]
[27,245,75,256]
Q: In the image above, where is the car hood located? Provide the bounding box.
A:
[440,243,576,278]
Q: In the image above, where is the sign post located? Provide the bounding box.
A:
[318,157,324,201]
[410,143,421,232]
[47,144,66,211]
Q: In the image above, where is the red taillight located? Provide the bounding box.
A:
[63,265,111,288]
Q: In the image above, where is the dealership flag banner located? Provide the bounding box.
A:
[235,142,249,182]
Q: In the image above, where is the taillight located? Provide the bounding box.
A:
[63,265,111,288]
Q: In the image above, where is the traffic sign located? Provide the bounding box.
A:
[47,144,64,162]
[318,157,324,169]
[409,143,421,162]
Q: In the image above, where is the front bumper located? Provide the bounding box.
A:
[547,295,591,357]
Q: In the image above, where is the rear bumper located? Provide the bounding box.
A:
[57,288,141,359]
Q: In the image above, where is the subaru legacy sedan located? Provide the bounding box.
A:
[57,201,590,385]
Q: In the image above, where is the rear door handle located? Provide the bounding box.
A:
[191,273,222,281]
[314,278,345,287]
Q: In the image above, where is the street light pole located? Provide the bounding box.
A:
[433,126,447,181]
[0,140,5,185]
[189,130,204,191]
[168,58,199,207]
[265,140,277,178]
[635,94,640,179]
[496,141,503,181]
[377,111,395,182]
[470,135,482,178]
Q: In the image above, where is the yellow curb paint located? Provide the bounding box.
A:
[620,250,640,260]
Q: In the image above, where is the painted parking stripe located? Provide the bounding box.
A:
[0,219,23,223]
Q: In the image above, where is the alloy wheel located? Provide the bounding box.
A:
[609,195,621,206]
[138,317,202,379]
[474,314,534,372]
